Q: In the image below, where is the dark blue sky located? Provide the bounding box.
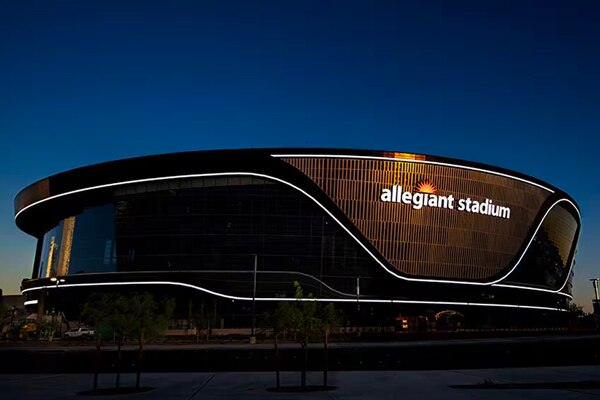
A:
[1,1,598,307]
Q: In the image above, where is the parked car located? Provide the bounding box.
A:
[63,327,94,339]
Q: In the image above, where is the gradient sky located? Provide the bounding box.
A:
[1,1,598,309]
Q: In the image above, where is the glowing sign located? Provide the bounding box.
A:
[380,185,511,219]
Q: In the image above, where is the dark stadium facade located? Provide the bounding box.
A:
[14,149,581,327]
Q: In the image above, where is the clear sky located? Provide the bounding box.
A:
[1,1,598,309]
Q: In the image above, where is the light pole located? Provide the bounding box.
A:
[356,276,360,311]
[591,279,600,330]
[49,277,65,338]
[250,254,257,344]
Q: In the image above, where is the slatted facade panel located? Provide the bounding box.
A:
[543,205,579,269]
[282,156,551,281]
[503,202,579,290]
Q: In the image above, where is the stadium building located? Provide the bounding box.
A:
[14,149,581,328]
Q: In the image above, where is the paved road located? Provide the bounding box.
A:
[2,334,598,352]
[2,366,600,399]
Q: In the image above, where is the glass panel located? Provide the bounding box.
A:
[37,204,116,277]
[68,204,116,274]
[112,176,375,295]
[504,204,579,291]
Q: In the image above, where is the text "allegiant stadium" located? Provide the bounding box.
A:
[380,186,511,219]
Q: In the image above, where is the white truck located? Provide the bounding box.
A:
[63,327,94,339]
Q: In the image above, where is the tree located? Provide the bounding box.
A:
[82,293,131,390]
[128,294,174,389]
[190,298,218,344]
[569,302,585,316]
[81,292,174,391]
[39,314,61,342]
[0,302,8,339]
[270,282,342,388]
[268,301,301,389]
[568,302,586,329]
[81,293,110,392]
[292,282,321,387]
[319,302,342,387]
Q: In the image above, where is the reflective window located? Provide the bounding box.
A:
[113,176,375,295]
[504,203,579,291]
[37,204,116,277]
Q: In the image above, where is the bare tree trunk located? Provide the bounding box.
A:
[136,330,144,389]
[116,338,122,389]
[93,335,101,391]
[301,337,308,387]
[323,330,328,387]
[274,332,280,389]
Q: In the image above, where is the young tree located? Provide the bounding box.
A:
[81,293,122,391]
[87,293,131,389]
[190,298,218,343]
[271,281,341,388]
[82,292,173,391]
[128,294,174,389]
[0,302,7,339]
[319,302,342,387]
[269,301,301,388]
[293,282,321,387]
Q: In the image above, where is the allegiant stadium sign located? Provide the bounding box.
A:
[380,185,511,219]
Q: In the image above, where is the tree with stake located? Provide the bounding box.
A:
[319,303,342,388]
[128,294,174,390]
[269,301,300,389]
[271,282,342,390]
[81,292,174,392]
[82,293,132,390]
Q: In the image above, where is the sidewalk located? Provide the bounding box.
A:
[2,334,599,373]
[1,366,600,399]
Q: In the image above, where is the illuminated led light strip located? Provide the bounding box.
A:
[271,153,557,193]
[54,269,355,298]
[20,282,567,312]
[14,171,578,295]
[23,299,38,306]
[490,198,579,290]
[494,246,578,296]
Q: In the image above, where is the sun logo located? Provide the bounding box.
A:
[414,179,437,194]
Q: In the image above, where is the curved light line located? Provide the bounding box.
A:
[492,283,572,297]
[14,171,579,294]
[252,270,355,297]
[20,281,567,312]
[493,242,578,297]
[271,153,558,193]
[489,198,580,290]
[54,269,355,298]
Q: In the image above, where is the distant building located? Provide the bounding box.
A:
[13,149,581,327]
[1,294,25,310]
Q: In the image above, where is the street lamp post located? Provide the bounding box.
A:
[591,279,600,330]
[250,254,257,344]
[356,276,360,311]
[49,277,65,338]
